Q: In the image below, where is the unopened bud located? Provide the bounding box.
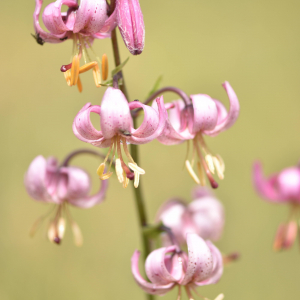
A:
[117,0,145,55]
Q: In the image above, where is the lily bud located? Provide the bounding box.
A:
[117,0,145,55]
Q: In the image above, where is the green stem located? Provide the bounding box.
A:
[110,21,154,300]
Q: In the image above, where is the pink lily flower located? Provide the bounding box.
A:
[131,233,224,300]
[72,87,167,188]
[33,0,117,91]
[153,82,240,188]
[25,155,108,246]
[116,0,145,55]
[253,161,300,251]
[156,187,224,246]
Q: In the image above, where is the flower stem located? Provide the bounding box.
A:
[110,20,154,300]
[61,149,106,167]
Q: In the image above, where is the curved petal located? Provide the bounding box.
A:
[204,81,240,136]
[42,0,78,34]
[131,250,176,295]
[100,88,133,139]
[129,96,167,144]
[180,234,213,285]
[73,0,108,34]
[73,103,111,148]
[145,246,181,284]
[93,6,117,37]
[277,168,300,202]
[189,94,218,134]
[191,186,213,199]
[24,156,49,202]
[253,162,283,203]
[196,241,223,286]
[68,176,108,208]
[153,100,195,145]
[33,0,67,43]
[117,0,145,55]
[188,196,225,241]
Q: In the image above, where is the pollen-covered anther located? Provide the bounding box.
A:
[79,61,98,74]
[128,162,145,188]
[102,54,108,81]
[71,220,83,247]
[185,160,200,184]
[97,163,113,180]
[205,154,215,174]
[93,64,101,87]
[116,158,125,183]
[70,54,80,85]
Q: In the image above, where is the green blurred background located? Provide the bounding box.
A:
[1,0,300,299]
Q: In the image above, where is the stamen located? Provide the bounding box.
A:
[213,156,224,180]
[214,294,224,300]
[64,70,72,86]
[47,221,58,244]
[176,285,182,300]
[79,61,98,74]
[134,171,139,188]
[121,137,134,163]
[215,154,225,173]
[107,139,117,174]
[185,160,200,184]
[115,158,124,183]
[197,161,206,186]
[77,76,83,93]
[102,54,108,80]
[61,63,72,72]
[70,55,80,86]
[205,154,215,174]
[122,170,129,188]
[57,217,66,239]
[184,286,194,300]
[128,162,145,175]
[93,64,101,87]
[71,221,83,247]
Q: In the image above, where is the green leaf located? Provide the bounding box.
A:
[147,75,163,98]
[111,57,130,77]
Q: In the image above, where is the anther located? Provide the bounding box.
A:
[79,61,98,74]
[185,160,200,184]
[61,63,72,72]
[102,54,108,81]
[93,64,101,87]
[70,55,80,86]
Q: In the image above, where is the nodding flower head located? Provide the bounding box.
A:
[153,82,240,189]
[72,87,167,188]
[156,187,225,246]
[24,155,108,246]
[253,161,300,251]
[116,0,145,55]
[131,233,224,300]
[33,0,116,91]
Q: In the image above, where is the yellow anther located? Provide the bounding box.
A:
[115,158,124,183]
[128,162,145,175]
[134,172,140,188]
[185,160,200,184]
[123,170,129,188]
[64,70,71,86]
[213,156,224,180]
[58,217,66,239]
[205,154,215,174]
[79,61,98,74]
[77,76,83,93]
[197,161,206,186]
[215,154,225,173]
[70,55,80,86]
[102,54,108,80]
[93,64,101,87]
[214,294,224,300]
[97,163,105,177]
[47,221,56,243]
[71,221,83,247]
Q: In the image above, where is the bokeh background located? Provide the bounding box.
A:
[1,0,300,299]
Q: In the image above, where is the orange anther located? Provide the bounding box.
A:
[77,76,83,93]
[93,64,101,88]
[64,70,71,86]
[70,55,80,86]
[102,54,108,81]
[79,61,98,74]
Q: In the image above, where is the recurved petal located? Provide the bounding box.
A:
[73,103,109,147]
[117,0,145,55]
[33,0,67,43]
[100,88,133,139]
[180,234,213,285]
[253,162,282,203]
[67,176,108,208]
[145,246,181,285]
[73,0,108,34]
[93,6,117,37]
[131,250,176,295]
[196,241,223,286]
[129,96,167,144]
[189,94,218,134]
[42,0,78,34]
[204,82,240,136]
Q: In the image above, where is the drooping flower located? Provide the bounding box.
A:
[72,87,167,188]
[253,161,300,251]
[33,0,117,91]
[153,82,240,188]
[131,233,224,300]
[116,0,145,55]
[25,155,108,246]
[156,187,224,246]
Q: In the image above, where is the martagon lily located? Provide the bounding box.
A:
[132,233,224,300]
[153,82,239,188]
[253,161,300,251]
[33,0,117,91]
[25,155,108,246]
[72,87,167,188]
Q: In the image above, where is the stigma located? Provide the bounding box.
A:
[60,34,109,93]
[185,133,225,189]
[97,136,145,188]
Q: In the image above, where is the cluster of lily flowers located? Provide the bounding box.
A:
[27,0,247,299]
